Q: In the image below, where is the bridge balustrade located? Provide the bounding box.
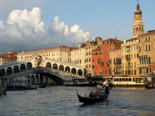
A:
[33,68,52,74]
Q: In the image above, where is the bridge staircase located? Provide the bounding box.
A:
[33,68,66,85]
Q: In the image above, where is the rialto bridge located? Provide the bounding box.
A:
[0,53,86,85]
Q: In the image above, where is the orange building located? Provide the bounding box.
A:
[92,38,122,77]
[0,51,17,65]
[109,42,122,76]
[92,47,102,75]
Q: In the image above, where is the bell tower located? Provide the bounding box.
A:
[132,0,144,38]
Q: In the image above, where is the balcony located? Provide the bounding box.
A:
[125,57,131,61]
[138,64,150,68]
[125,55,131,61]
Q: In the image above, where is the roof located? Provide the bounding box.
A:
[92,48,101,52]
[126,37,138,42]
[0,51,17,58]
[140,29,155,37]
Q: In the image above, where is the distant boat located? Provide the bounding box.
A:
[145,75,155,89]
[64,76,104,86]
[7,83,37,91]
[63,78,90,86]
[110,77,145,87]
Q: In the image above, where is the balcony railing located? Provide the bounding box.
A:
[138,64,150,68]
[125,57,131,61]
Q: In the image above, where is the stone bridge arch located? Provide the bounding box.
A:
[78,69,83,76]
[20,64,26,71]
[44,59,85,77]
[0,69,6,76]
[53,63,58,70]
[14,65,20,73]
[65,66,70,73]
[71,68,76,75]
[59,65,64,71]
[27,62,33,69]
[46,62,52,68]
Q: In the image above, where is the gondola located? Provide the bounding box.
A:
[76,86,110,104]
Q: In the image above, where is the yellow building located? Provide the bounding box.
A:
[70,44,86,68]
[17,46,75,66]
[138,30,155,76]
[109,42,122,76]
[80,38,100,76]
[121,38,140,77]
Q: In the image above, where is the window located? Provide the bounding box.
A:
[145,37,150,42]
[134,62,136,67]
[134,70,136,75]
[145,44,151,51]
[139,46,141,52]
[145,37,147,42]
[148,57,151,64]
[148,37,150,42]
[148,45,151,51]
[97,59,100,64]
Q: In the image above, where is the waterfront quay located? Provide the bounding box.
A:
[0,86,155,116]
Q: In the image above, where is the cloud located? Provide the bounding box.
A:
[49,16,91,45]
[0,7,91,53]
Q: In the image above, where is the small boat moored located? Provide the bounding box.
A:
[7,83,37,91]
[145,75,155,89]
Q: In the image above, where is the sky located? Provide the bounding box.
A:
[0,0,155,54]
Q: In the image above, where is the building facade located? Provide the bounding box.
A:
[70,44,86,68]
[109,43,122,76]
[121,38,140,77]
[17,46,75,65]
[92,38,122,77]
[0,51,17,65]
[138,30,155,76]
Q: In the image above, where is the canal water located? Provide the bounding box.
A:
[0,86,155,116]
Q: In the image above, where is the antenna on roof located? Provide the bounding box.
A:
[137,0,139,4]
